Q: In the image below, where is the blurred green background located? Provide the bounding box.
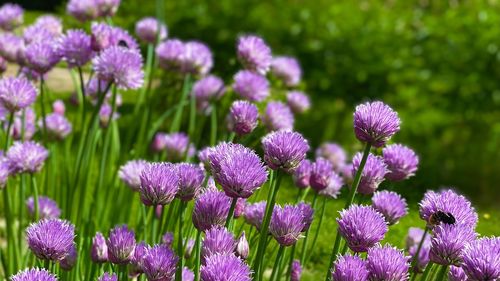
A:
[21,0,500,207]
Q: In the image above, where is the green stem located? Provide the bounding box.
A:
[175,201,187,281]
[39,78,48,142]
[325,143,371,281]
[434,265,448,281]
[270,246,285,281]
[306,196,327,263]
[225,197,238,229]
[194,230,202,281]
[420,262,435,281]
[300,192,318,264]
[210,104,217,145]
[77,67,86,126]
[3,187,18,276]
[4,112,13,150]
[31,175,39,221]
[409,227,429,279]
[170,74,191,133]
[286,245,296,280]
[188,84,196,139]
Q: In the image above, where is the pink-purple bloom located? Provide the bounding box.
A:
[353,101,400,147]
[331,254,369,281]
[67,0,98,22]
[26,219,75,262]
[26,196,61,220]
[270,204,306,246]
[309,158,334,192]
[244,201,267,231]
[135,17,168,44]
[262,130,309,173]
[0,77,37,112]
[201,253,252,281]
[60,244,78,270]
[227,100,259,136]
[97,273,117,281]
[176,163,205,201]
[318,172,344,198]
[7,141,48,174]
[237,35,272,75]
[461,237,500,281]
[182,41,213,76]
[202,226,236,262]
[162,132,194,162]
[57,29,93,68]
[293,159,312,189]
[95,0,121,18]
[297,202,314,232]
[0,33,24,63]
[382,144,419,181]
[366,244,410,281]
[91,23,139,52]
[139,162,180,206]
[291,260,302,281]
[371,191,408,225]
[262,101,294,131]
[192,189,230,232]
[315,143,347,172]
[271,56,301,87]
[449,266,467,281]
[91,232,108,263]
[233,70,269,102]
[337,205,388,253]
[118,159,148,191]
[192,75,225,114]
[93,46,144,90]
[286,91,310,114]
[106,225,136,264]
[235,232,249,260]
[141,244,179,281]
[430,223,477,266]
[11,268,57,281]
[406,227,431,272]
[33,15,63,38]
[24,41,61,74]
[41,113,72,141]
[156,39,185,72]
[0,3,23,31]
[351,152,387,195]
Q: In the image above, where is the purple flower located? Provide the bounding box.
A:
[142,244,179,281]
[26,219,75,262]
[237,35,272,75]
[139,162,180,206]
[118,159,148,192]
[271,56,301,87]
[353,101,400,147]
[163,132,194,162]
[262,130,309,173]
[461,237,500,281]
[91,23,139,52]
[351,152,387,195]
[209,142,267,198]
[331,254,369,281]
[202,226,236,262]
[11,268,57,281]
[262,101,294,131]
[0,156,10,188]
[309,158,333,192]
[235,232,249,260]
[201,253,252,281]
[184,239,195,259]
[0,77,37,112]
[25,41,61,74]
[41,113,72,141]
[419,189,478,229]
[233,70,269,102]
[371,191,408,225]
[95,0,120,18]
[130,241,148,274]
[135,17,167,44]
[315,143,347,172]
[382,144,419,181]
[161,232,174,247]
[176,163,205,201]
[93,46,144,90]
[270,204,305,246]
[244,201,266,231]
[291,260,302,281]
[405,227,429,250]
[5,107,36,141]
[181,41,213,76]
[0,3,23,31]
[106,225,136,264]
[286,91,310,114]
[156,39,185,72]
[192,75,225,114]
[91,232,108,263]
[366,244,410,281]
[293,159,312,189]
[67,0,98,22]
[52,100,65,115]
[57,29,93,68]
[7,141,48,174]
[449,266,467,281]
[98,103,119,128]
[408,242,430,273]
[151,132,168,153]
[226,100,259,136]
[60,244,78,270]
[182,267,195,281]
[33,15,63,38]
[318,172,344,199]
[192,189,230,232]
[23,23,58,45]
[337,205,388,253]
[430,224,477,266]
[98,273,117,281]
[297,202,314,232]
[26,196,61,220]
[0,33,24,63]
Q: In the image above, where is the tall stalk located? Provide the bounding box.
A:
[409,228,429,281]
[175,201,187,281]
[300,192,318,265]
[170,74,191,133]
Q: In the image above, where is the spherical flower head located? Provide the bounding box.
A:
[60,243,78,270]
[297,202,314,232]
[235,232,249,260]
[237,35,272,75]
[90,23,139,52]
[293,159,312,188]
[226,100,259,136]
[106,225,136,264]
[371,191,408,225]
[202,226,236,262]
[26,219,75,262]
[315,143,347,172]
[34,15,63,38]
[271,56,301,87]
[382,144,419,181]
[95,0,120,18]
[52,100,65,115]
[262,101,294,131]
[233,70,269,102]
[57,29,93,68]
[351,152,387,195]
[162,232,174,247]
[11,268,57,281]
[91,232,108,263]
[0,77,37,112]
[419,189,478,229]
[290,260,302,281]
[93,46,144,90]
[6,107,36,141]
[461,237,500,281]
[182,41,213,76]
[135,17,168,44]
[23,23,58,45]
[41,113,72,141]
[141,244,179,281]
[163,132,193,162]
[181,267,195,281]
[262,130,309,173]
[0,33,24,63]
[269,204,305,246]
[309,158,334,192]
[156,39,185,72]
[67,0,98,22]
[25,41,61,75]
[139,162,180,206]
[7,141,49,174]
[405,227,430,250]
[208,142,267,198]
[0,3,23,31]
[151,132,167,153]
[176,163,205,201]
[366,244,410,281]
[118,159,148,192]
[430,224,477,266]
[192,189,230,232]
[331,254,369,281]
[449,266,467,281]
[286,91,310,114]
[192,75,225,113]
[337,205,388,252]
[201,253,252,281]
[244,201,266,231]
[408,242,430,273]
[26,196,61,220]
[318,172,344,199]
[98,103,120,128]
[353,101,400,147]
